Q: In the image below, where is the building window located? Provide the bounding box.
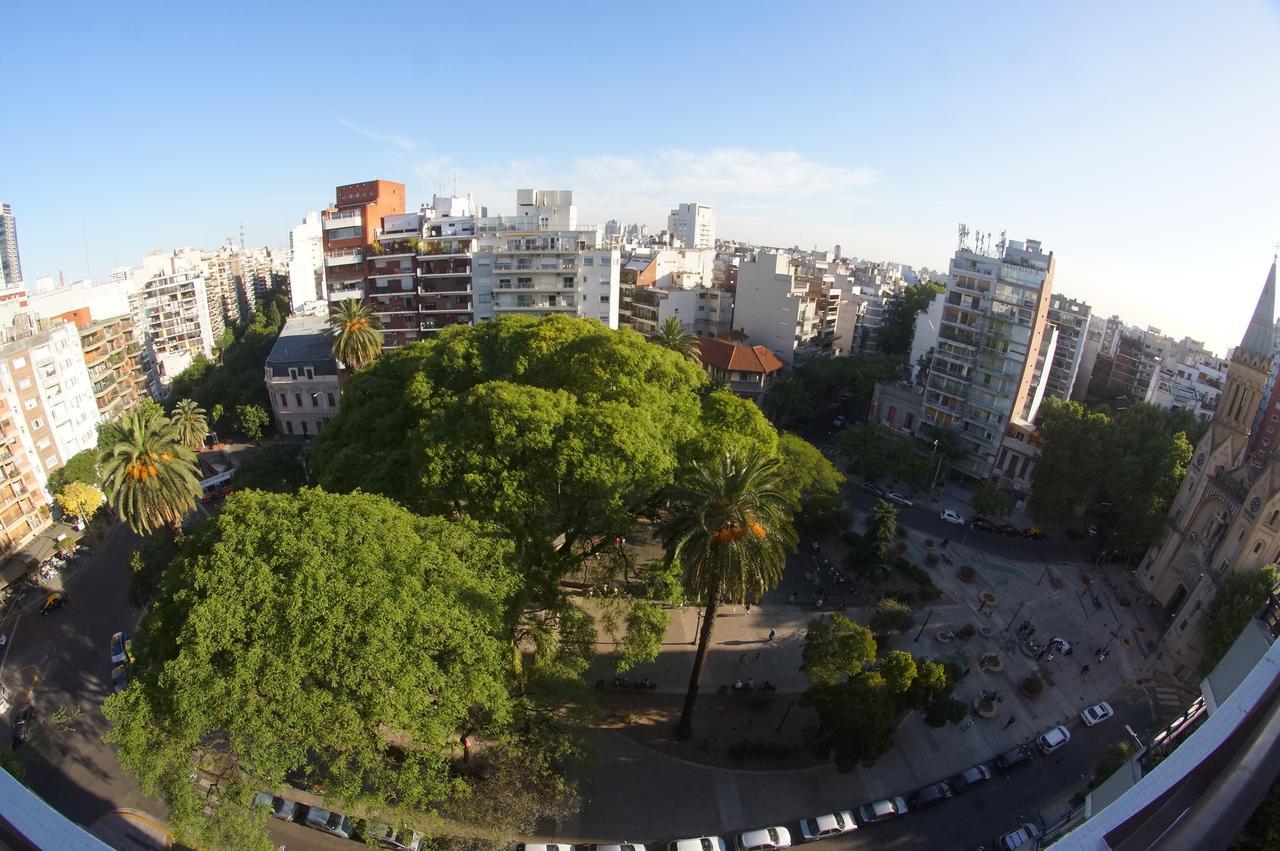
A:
[305,367,315,380]
[327,392,336,407]
[31,418,42,430]
[1254,542,1264,554]
[279,393,287,408]
[582,256,594,266]
[23,399,37,411]
[17,379,30,390]
[600,295,610,303]
[295,393,303,407]
[36,438,50,450]
[301,421,309,435]
[289,368,298,380]
[286,420,294,434]
[311,392,319,407]
[316,420,324,433]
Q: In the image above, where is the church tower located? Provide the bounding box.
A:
[1137,261,1276,680]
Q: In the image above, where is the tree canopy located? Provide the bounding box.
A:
[971,478,1015,518]
[1202,564,1279,671]
[776,433,847,533]
[104,488,545,846]
[875,281,945,359]
[46,448,99,496]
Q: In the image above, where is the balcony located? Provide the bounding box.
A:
[418,282,472,296]
[325,247,364,267]
[419,300,473,314]
[323,209,362,228]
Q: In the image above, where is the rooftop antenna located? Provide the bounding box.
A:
[239,222,246,251]
[958,223,969,251]
[997,230,1007,257]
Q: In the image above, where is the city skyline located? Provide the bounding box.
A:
[5,1,1278,354]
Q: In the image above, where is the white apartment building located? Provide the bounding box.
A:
[667,203,715,249]
[1044,294,1092,400]
[922,237,1055,480]
[288,212,325,312]
[732,250,838,368]
[1147,358,1226,422]
[129,252,217,396]
[0,322,100,488]
[619,248,727,338]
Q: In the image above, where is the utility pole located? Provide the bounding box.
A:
[914,609,935,642]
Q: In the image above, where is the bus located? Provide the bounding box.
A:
[199,470,235,503]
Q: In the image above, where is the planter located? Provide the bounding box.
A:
[974,697,999,719]
[979,651,1003,672]
[1021,675,1044,698]
[979,626,994,639]
[978,591,997,608]
[958,565,977,583]
[935,630,955,644]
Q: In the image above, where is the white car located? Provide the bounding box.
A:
[735,827,791,851]
[1037,725,1072,754]
[668,839,727,851]
[1081,701,1115,726]
[589,845,647,851]
[940,509,964,525]
[512,846,570,851]
[997,822,1041,851]
[303,807,354,839]
[799,810,857,839]
[884,492,913,507]
[856,796,908,825]
[110,631,127,665]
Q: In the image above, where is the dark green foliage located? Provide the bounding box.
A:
[776,433,847,534]
[127,526,180,608]
[1202,565,1279,671]
[232,441,307,493]
[762,355,900,429]
[235,404,270,441]
[801,615,876,685]
[1234,775,1280,851]
[971,478,1015,518]
[837,423,937,485]
[869,597,914,636]
[876,281,946,358]
[1095,741,1136,780]
[867,500,897,568]
[46,448,99,495]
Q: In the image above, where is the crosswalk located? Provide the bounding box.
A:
[1150,683,1192,717]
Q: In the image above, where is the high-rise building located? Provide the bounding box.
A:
[322,179,407,304]
[667,203,715,249]
[921,236,1055,480]
[129,252,217,396]
[0,398,50,556]
[0,203,23,288]
[617,248,726,339]
[732,250,841,367]
[0,322,101,486]
[1044,295,1092,400]
[75,315,144,421]
[288,212,325,312]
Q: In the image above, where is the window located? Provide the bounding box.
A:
[17,379,30,391]
[600,295,610,303]
[327,392,336,407]
[44,455,57,469]
[11,357,23,369]
[582,256,594,267]
[1254,542,1263,554]
[288,368,298,380]
[311,392,319,407]
[295,393,303,407]
[36,438,50,450]
[31,418,42,429]
[301,421,309,435]
[286,420,294,434]
[316,420,324,433]
[23,399,37,411]
[327,225,360,240]
[305,367,315,380]
[279,393,287,408]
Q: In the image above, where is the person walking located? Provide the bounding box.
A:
[767,628,776,643]
[738,653,747,668]
[1080,664,1091,676]
[1004,715,1016,729]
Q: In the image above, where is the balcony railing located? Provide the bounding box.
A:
[325,247,364,267]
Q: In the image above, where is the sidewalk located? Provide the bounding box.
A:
[0,519,79,592]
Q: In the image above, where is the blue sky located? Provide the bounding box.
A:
[4,1,1278,353]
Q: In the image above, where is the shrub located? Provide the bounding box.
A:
[1022,674,1043,695]
[895,526,908,537]
[925,551,939,566]
[957,623,976,639]
[958,564,977,581]
[870,597,914,635]
[919,582,943,601]
[841,530,864,548]
[1095,741,1136,780]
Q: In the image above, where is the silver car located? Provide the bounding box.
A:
[304,806,354,839]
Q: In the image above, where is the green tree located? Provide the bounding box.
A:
[776,433,847,533]
[971,478,1015,518]
[1202,565,1279,670]
[170,399,209,451]
[98,408,202,535]
[1095,740,1136,780]
[233,441,307,492]
[663,449,797,739]
[103,489,546,846]
[878,649,918,693]
[1032,398,1113,517]
[903,657,967,727]
[651,315,702,364]
[800,614,877,686]
[802,674,900,770]
[235,403,270,442]
[328,299,384,371]
[867,500,898,569]
[761,377,810,428]
[1104,405,1193,554]
[1236,776,1280,851]
[869,597,914,637]
[46,448,100,495]
[876,281,945,358]
[55,482,104,525]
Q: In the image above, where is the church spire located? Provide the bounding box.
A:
[1238,260,1277,362]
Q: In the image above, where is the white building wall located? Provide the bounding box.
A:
[909,291,945,375]
[733,251,809,367]
[667,203,715,249]
[288,212,325,312]
[27,280,131,323]
[34,324,100,471]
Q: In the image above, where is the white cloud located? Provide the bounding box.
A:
[337,118,416,152]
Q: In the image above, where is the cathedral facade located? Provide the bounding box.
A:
[1138,262,1277,678]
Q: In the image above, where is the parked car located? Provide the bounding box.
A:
[970,517,998,533]
[111,664,128,694]
[110,631,127,665]
[668,838,727,851]
[906,781,952,810]
[11,706,33,749]
[950,763,993,793]
[1066,528,1085,540]
[995,522,1020,536]
[512,845,571,851]
[1037,725,1072,754]
[1087,524,1099,537]
[860,481,884,497]
[251,792,297,821]
[1080,702,1115,726]
[799,810,856,840]
[735,827,791,851]
[1022,527,1044,539]
[832,415,846,429]
[40,592,67,616]
[997,822,1042,851]
[304,807,354,839]
[884,492,913,507]
[993,744,1035,774]
[588,845,647,851]
[856,797,908,825]
[940,509,965,525]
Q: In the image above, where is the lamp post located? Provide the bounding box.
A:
[1004,600,1025,633]
[692,608,704,646]
[914,608,936,642]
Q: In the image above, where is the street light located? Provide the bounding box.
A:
[1125,724,1144,749]
[692,608,704,646]
[914,608,935,642]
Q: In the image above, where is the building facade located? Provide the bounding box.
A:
[0,202,22,288]
[77,316,143,420]
[1044,294,1092,400]
[667,202,715,249]
[1138,262,1277,677]
[920,237,1055,479]
[696,337,784,402]
[732,250,839,367]
[128,253,217,397]
[288,212,325,311]
[264,315,341,439]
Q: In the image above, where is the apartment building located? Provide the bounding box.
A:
[921,237,1055,479]
[732,250,840,367]
[0,322,100,486]
[1086,318,1161,403]
[129,252,217,396]
[667,202,715,249]
[288,212,325,311]
[618,248,728,338]
[1044,295,1092,400]
[77,316,143,420]
[1149,357,1225,423]
[0,401,49,558]
[0,202,22,288]
[264,315,340,439]
[322,179,407,305]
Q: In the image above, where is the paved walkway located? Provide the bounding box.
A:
[567,495,1177,840]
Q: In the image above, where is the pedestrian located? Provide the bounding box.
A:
[745,602,752,614]
[738,653,747,668]
[1080,664,1091,676]
[1004,716,1016,729]
[768,628,776,643]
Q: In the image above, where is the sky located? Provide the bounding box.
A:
[3,1,1278,354]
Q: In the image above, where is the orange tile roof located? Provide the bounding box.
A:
[698,337,785,374]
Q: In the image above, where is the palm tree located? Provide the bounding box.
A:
[170,399,209,451]
[663,448,797,739]
[652,316,702,364]
[328,299,384,371]
[99,408,203,535]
